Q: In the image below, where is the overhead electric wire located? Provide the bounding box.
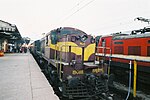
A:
[54,0,88,27]
[67,0,87,14]
[60,0,96,24]
[54,0,150,33]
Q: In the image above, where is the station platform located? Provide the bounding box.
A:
[0,53,59,100]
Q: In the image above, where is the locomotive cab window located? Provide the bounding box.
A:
[148,40,150,44]
[51,31,58,44]
[102,39,105,47]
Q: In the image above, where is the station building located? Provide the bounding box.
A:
[0,20,22,55]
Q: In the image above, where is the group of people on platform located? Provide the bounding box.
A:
[19,47,28,53]
[8,45,28,53]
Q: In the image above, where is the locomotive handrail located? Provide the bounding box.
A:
[95,46,112,57]
[96,46,111,54]
[95,46,112,75]
[96,46,111,49]
[99,53,150,63]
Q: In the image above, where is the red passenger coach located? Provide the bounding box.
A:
[96,27,150,85]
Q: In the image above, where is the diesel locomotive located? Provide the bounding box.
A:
[31,27,112,99]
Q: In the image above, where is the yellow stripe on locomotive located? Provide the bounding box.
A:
[48,41,95,61]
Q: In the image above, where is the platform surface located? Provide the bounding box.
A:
[0,53,59,100]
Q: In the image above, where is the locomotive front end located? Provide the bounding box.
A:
[50,27,111,99]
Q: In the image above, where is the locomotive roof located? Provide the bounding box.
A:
[113,32,150,40]
[50,27,86,35]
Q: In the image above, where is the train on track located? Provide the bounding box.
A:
[30,27,113,100]
[96,27,150,86]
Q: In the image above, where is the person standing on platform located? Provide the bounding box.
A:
[24,47,27,53]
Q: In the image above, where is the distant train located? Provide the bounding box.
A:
[30,27,112,99]
[96,27,150,85]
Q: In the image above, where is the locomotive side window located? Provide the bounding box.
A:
[46,36,48,46]
[41,39,45,54]
[148,40,150,43]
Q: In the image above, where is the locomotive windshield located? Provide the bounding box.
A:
[80,35,88,42]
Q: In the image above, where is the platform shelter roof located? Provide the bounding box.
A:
[0,20,22,40]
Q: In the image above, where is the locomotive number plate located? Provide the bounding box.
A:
[92,68,103,73]
[72,70,84,75]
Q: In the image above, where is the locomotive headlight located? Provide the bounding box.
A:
[101,73,109,80]
[67,76,80,87]
[71,60,76,65]
[85,74,96,86]
[67,75,73,80]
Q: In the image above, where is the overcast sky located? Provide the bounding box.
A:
[1,0,150,40]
